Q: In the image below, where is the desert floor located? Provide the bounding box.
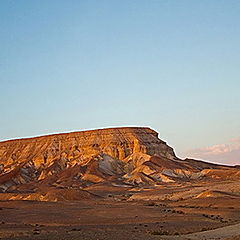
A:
[0,191,240,240]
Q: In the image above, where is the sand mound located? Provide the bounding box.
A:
[202,169,240,180]
[196,190,240,199]
[0,188,97,202]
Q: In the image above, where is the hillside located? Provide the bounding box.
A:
[0,127,238,200]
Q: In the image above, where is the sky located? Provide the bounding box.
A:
[0,0,240,165]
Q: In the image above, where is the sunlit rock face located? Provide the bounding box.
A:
[0,127,177,168]
[0,127,238,195]
[0,127,177,192]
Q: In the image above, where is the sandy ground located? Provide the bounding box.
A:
[163,223,240,239]
[0,180,239,240]
[0,196,239,240]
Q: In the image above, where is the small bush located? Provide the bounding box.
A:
[151,230,169,235]
[147,202,156,206]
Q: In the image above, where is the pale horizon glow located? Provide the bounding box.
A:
[180,137,240,166]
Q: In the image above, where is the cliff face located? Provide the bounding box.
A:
[0,127,177,169]
[1,127,236,195]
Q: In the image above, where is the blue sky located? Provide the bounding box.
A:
[1,1,240,164]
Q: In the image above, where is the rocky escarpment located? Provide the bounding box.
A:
[0,127,176,170]
[0,127,179,192]
[0,127,238,195]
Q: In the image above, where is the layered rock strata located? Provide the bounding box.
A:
[0,127,237,195]
[0,127,176,169]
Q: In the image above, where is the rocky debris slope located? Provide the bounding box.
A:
[0,127,239,196]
